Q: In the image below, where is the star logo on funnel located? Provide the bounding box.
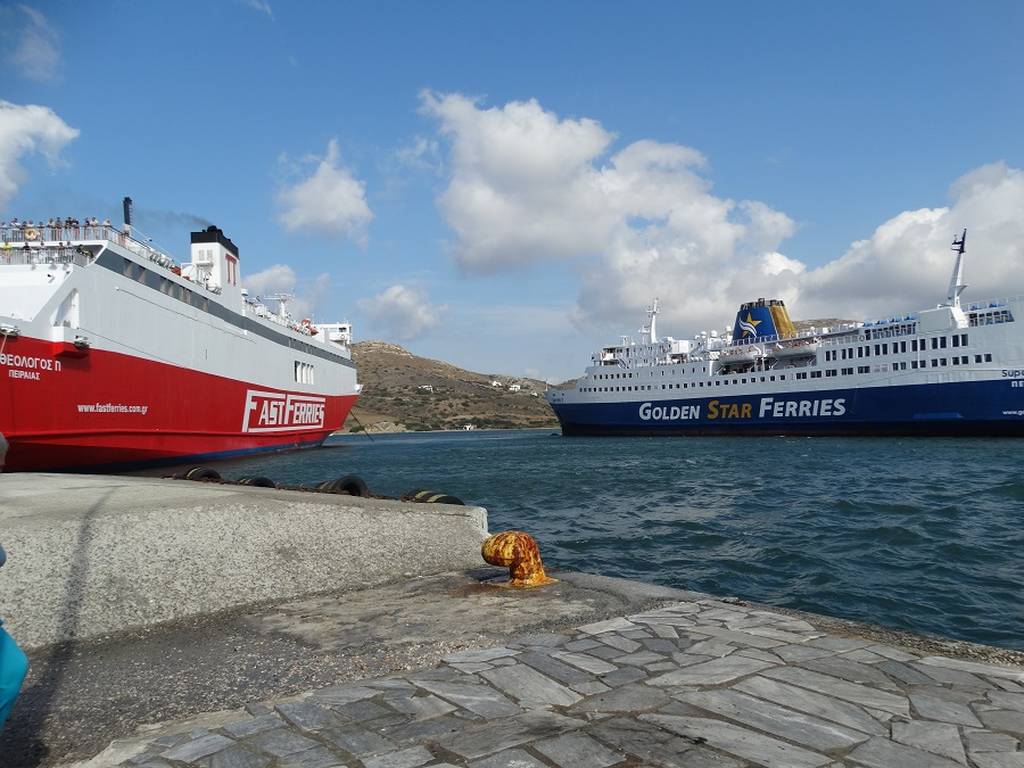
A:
[738,312,762,338]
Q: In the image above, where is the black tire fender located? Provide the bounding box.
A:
[318,474,370,497]
[184,466,221,481]
[401,489,464,506]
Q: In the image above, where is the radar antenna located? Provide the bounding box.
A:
[265,293,294,320]
[946,229,967,308]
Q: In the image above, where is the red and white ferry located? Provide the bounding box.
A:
[0,201,360,471]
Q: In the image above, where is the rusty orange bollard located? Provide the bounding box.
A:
[481,530,556,588]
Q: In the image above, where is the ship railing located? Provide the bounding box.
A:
[0,223,179,267]
[245,302,320,337]
[1,223,126,245]
[0,246,93,267]
[728,333,781,347]
[966,296,1024,310]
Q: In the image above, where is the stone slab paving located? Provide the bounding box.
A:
[98,597,1024,768]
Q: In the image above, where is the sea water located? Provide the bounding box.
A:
[191,430,1024,650]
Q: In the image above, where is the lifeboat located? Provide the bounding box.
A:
[719,343,765,363]
[771,338,820,358]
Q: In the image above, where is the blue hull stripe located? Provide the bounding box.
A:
[550,380,1024,437]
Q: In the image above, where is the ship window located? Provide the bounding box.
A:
[811,371,822,378]
[882,343,888,354]
[975,354,982,363]
[961,333,968,345]
[931,359,938,367]
[858,366,869,374]
[985,353,992,362]
[941,358,948,366]
[293,361,315,384]
[900,341,907,353]
[952,335,960,347]
[931,337,938,350]
[940,337,947,348]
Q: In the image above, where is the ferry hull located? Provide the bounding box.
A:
[1,336,357,471]
[549,380,1024,437]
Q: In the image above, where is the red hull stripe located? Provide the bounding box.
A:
[1,335,357,471]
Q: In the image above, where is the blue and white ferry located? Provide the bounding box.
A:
[547,231,1024,436]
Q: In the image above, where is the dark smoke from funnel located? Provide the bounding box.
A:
[134,207,213,230]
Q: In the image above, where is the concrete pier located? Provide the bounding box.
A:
[2,573,1022,768]
[1,475,1023,768]
[0,474,487,649]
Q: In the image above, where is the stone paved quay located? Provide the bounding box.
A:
[64,576,1024,768]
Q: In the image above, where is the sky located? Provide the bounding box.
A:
[2,0,1023,381]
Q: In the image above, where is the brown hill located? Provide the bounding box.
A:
[342,341,559,433]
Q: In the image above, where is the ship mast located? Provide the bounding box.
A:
[641,298,660,344]
[946,229,967,308]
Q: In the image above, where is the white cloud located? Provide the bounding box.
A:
[4,5,60,81]
[422,91,797,329]
[277,139,373,243]
[795,162,1024,321]
[0,100,79,211]
[423,93,1024,337]
[358,284,445,341]
[240,0,274,20]
[242,264,331,319]
[243,264,296,297]
[296,272,331,319]
[422,91,619,272]
[395,135,441,173]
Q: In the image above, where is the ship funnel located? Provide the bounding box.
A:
[123,196,133,236]
[732,298,796,341]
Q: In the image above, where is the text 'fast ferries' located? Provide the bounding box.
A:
[243,390,326,433]
[639,396,847,422]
